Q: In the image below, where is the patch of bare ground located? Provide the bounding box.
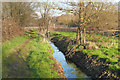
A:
[3,39,32,78]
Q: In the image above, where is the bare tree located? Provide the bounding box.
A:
[2,2,34,27]
[60,1,117,45]
[36,2,56,35]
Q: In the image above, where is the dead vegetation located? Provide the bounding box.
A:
[2,19,24,41]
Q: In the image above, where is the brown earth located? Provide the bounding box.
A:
[3,39,32,78]
[51,36,120,79]
[3,38,67,78]
[2,19,67,78]
[2,19,24,41]
[48,46,67,79]
[49,56,67,79]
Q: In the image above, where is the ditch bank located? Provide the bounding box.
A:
[49,50,66,78]
[50,36,119,79]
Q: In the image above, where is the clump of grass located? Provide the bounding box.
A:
[2,35,27,57]
[2,35,32,78]
[51,31,76,39]
[26,37,59,78]
[3,29,59,78]
[25,29,59,78]
[51,31,119,74]
[51,31,118,48]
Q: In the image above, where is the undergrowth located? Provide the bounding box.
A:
[51,31,119,74]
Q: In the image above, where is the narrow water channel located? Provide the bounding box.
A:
[50,42,91,80]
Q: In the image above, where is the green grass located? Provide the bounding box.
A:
[25,29,59,78]
[2,35,30,78]
[2,35,27,57]
[26,34,59,78]
[51,31,76,39]
[51,31,118,43]
[2,30,60,78]
[51,31,119,73]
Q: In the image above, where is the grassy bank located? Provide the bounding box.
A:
[2,35,31,78]
[2,30,60,78]
[50,31,119,75]
[2,36,27,57]
[26,37,59,78]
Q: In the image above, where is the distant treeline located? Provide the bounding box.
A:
[55,11,118,31]
[52,2,118,33]
[2,2,37,27]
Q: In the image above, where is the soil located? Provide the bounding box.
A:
[3,38,67,78]
[51,36,120,79]
[3,39,31,78]
[48,46,67,79]
[49,56,67,79]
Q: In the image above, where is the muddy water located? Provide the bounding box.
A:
[50,42,91,80]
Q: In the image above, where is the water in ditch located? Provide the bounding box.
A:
[50,42,91,80]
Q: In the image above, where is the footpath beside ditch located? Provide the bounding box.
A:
[2,31,66,78]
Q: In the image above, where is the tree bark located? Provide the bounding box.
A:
[83,27,86,44]
[79,2,84,45]
[76,27,80,44]
[80,27,82,45]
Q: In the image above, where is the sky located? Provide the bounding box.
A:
[2,0,120,2]
[35,2,68,17]
[3,0,118,17]
[35,0,119,18]
[39,0,120,2]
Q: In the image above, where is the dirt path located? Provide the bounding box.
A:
[3,39,32,78]
[3,38,67,78]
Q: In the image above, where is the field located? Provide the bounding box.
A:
[2,2,119,79]
[51,31,120,74]
[2,30,60,78]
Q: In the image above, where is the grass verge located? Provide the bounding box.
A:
[2,29,60,78]
[26,37,59,78]
[50,31,119,75]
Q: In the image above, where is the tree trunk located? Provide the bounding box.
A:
[80,27,82,45]
[76,27,80,44]
[79,2,84,45]
[83,27,86,44]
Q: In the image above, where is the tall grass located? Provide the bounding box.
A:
[51,31,119,73]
